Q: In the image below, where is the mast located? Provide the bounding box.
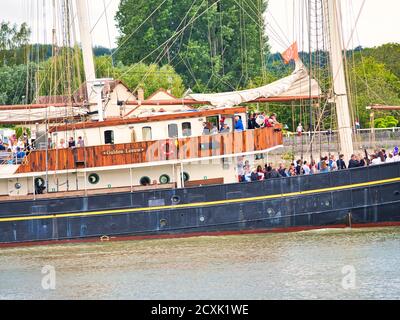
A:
[324,0,354,161]
[75,0,104,121]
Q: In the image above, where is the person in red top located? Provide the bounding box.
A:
[264,115,273,127]
[256,165,265,180]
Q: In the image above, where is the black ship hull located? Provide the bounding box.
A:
[1,162,400,247]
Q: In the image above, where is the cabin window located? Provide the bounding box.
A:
[206,116,219,127]
[142,127,152,141]
[206,116,219,133]
[182,122,192,137]
[168,124,178,138]
[104,130,114,144]
[224,117,233,132]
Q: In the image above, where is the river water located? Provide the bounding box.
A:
[0,227,399,300]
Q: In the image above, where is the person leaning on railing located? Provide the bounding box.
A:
[14,147,26,164]
[0,140,6,151]
[220,123,230,133]
[234,115,244,132]
[337,154,347,170]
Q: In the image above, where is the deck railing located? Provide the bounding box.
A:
[16,126,282,174]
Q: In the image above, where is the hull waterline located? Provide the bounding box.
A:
[1,162,400,248]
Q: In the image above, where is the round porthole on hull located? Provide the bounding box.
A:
[140,176,151,186]
[88,173,100,185]
[171,195,181,204]
[160,219,168,227]
[181,172,190,182]
[15,183,22,190]
[267,208,277,217]
[159,174,171,184]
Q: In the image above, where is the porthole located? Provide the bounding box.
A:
[171,195,181,204]
[394,191,400,196]
[199,216,205,222]
[15,183,22,190]
[140,176,151,186]
[159,174,171,184]
[181,172,190,182]
[88,173,100,185]
[160,219,168,227]
[267,208,275,217]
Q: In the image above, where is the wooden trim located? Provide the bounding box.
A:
[185,178,224,187]
[146,88,177,100]
[49,106,247,132]
[0,183,176,202]
[16,126,283,174]
[0,102,93,110]
[368,105,400,110]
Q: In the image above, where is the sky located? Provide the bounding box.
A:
[1,0,399,53]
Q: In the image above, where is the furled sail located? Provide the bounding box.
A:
[0,105,88,123]
[186,59,321,109]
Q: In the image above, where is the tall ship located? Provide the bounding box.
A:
[0,0,399,247]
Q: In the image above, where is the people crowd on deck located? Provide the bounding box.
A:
[0,131,87,164]
[247,112,279,130]
[0,132,34,164]
[238,147,400,182]
[202,112,280,136]
[49,136,85,149]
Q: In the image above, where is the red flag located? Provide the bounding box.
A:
[281,42,299,64]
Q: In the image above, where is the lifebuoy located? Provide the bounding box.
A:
[162,141,175,156]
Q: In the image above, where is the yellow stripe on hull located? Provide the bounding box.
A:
[1,176,400,223]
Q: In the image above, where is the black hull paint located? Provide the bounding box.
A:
[1,162,400,246]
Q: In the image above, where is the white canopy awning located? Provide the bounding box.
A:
[186,60,321,108]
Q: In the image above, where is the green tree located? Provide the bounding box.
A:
[349,56,400,127]
[37,50,119,98]
[363,43,400,78]
[374,116,399,128]
[114,63,185,98]
[0,63,36,105]
[115,0,269,92]
[0,21,31,66]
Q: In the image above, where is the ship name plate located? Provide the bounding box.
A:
[101,148,145,156]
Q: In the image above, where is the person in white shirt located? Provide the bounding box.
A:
[57,138,68,149]
[302,161,311,175]
[17,139,25,149]
[244,166,252,182]
[371,155,382,166]
[296,123,303,136]
[386,153,395,163]
[329,155,338,171]
[11,142,18,153]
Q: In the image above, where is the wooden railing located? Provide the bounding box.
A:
[16,126,282,174]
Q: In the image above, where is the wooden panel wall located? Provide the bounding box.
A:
[16,126,283,173]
